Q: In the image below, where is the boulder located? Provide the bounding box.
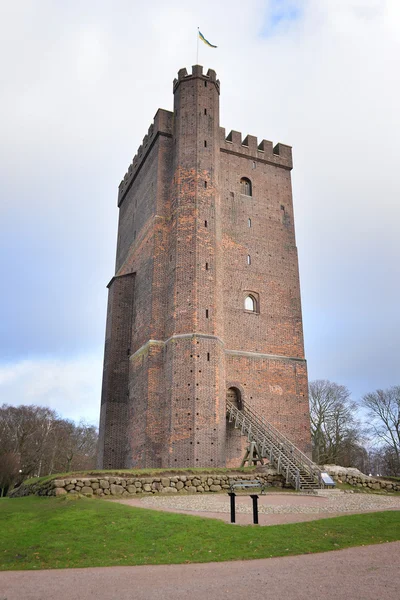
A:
[210,484,222,492]
[110,484,124,495]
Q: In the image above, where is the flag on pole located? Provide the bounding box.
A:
[198,30,217,48]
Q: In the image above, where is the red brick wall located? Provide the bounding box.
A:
[98,66,311,468]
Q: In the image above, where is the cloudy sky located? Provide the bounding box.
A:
[1,0,399,425]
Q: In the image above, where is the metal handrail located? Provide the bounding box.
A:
[226,401,322,490]
[239,401,320,477]
[228,406,300,489]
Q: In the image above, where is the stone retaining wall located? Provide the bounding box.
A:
[323,465,400,492]
[10,470,285,498]
[10,466,399,498]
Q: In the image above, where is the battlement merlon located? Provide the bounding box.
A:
[117,108,173,207]
[173,65,220,94]
[219,127,292,170]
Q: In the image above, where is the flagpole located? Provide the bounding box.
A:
[196,27,199,64]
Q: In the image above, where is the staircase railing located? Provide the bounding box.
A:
[226,401,323,490]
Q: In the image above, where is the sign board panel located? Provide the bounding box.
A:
[321,472,335,486]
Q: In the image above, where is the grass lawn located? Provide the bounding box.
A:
[1,496,399,571]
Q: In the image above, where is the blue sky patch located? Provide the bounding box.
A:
[261,0,303,37]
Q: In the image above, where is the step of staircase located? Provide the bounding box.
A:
[226,400,323,491]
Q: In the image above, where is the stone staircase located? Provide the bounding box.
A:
[226,401,323,491]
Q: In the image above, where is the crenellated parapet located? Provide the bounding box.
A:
[117,108,173,206]
[173,64,220,94]
[219,127,292,169]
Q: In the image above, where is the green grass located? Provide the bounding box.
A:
[1,496,399,571]
[23,466,257,486]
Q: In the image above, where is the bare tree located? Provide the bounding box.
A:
[0,404,58,481]
[0,404,98,492]
[309,380,364,466]
[361,386,400,476]
[0,453,20,497]
[49,419,98,473]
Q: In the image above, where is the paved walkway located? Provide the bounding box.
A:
[113,490,400,526]
[1,542,399,600]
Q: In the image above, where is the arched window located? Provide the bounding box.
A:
[240,177,252,196]
[244,295,256,312]
[226,387,243,410]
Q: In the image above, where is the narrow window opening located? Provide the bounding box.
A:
[133,230,136,240]
[248,218,251,228]
[206,309,209,318]
[204,108,207,115]
[204,180,207,188]
[252,161,256,169]
[281,204,285,212]
[247,255,251,265]
[245,295,256,312]
[204,81,207,87]
[207,352,210,361]
[204,220,208,227]
[240,177,252,196]
[205,262,208,270]
[204,140,207,147]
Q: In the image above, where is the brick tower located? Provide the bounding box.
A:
[98,66,311,469]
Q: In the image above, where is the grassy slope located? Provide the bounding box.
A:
[1,496,399,571]
[23,466,257,486]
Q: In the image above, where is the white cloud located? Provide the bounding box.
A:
[0,355,102,425]
[0,0,399,415]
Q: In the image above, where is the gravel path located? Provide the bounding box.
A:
[114,491,400,526]
[138,491,400,514]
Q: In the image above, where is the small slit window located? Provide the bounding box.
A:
[247,254,251,265]
[245,295,256,312]
[240,177,252,196]
[248,218,251,228]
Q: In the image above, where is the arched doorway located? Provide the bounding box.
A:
[226,386,243,410]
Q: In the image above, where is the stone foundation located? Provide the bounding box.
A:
[323,465,400,492]
[9,470,285,498]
